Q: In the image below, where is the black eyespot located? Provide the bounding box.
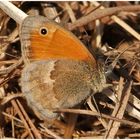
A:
[40,27,48,36]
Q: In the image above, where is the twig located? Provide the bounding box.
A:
[41,2,60,23]
[92,2,140,41]
[16,100,42,139]
[127,95,140,121]
[2,112,23,124]
[129,133,140,138]
[105,78,132,138]
[69,5,140,29]
[111,15,140,41]
[65,2,76,22]
[64,113,78,138]
[0,93,23,105]
[12,115,15,138]
[20,130,29,139]
[68,5,140,41]
[39,124,62,139]
[55,108,140,128]
[11,99,34,138]
[94,19,102,48]
[87,96,107,129]
[0,58,23,75]
[0,1,27,25]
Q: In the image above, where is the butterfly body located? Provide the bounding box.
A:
[20,16,106,120]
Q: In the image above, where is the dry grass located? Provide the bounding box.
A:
[0,1,140,138]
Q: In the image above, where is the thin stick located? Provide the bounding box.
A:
[105,80,132,138]
[70,5,140,29]
[16,100,42,139]
[40,124,62,139]
[2,112,23,124]
[87,96,107,128]
[11,99,34,138]
[69,4,140,41]
[64,113,78,138]
[0,1,27,25]
[0,58,23,75]
[92,2,140,41]
[56,108,140,128]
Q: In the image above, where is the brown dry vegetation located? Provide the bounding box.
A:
[0,1,140,139]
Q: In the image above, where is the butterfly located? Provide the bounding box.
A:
[20,15,106,120]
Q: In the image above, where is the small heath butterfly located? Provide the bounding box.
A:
[20,16,106,120]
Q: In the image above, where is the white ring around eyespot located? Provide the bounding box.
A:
[39,27,48,36]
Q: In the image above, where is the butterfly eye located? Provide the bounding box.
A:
[39,27,48,36]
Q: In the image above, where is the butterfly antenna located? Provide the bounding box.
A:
[105,43,135,77]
